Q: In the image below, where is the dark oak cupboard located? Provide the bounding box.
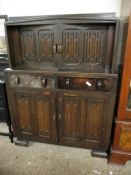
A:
[5,14,118,155]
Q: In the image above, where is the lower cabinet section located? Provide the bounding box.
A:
[5,71,117,153]
[8,88,113,152]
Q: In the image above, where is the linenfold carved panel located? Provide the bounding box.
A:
[38,30,54,62]
[83,30,106,66]
[84,96,104,140]
[21,30,37,61]
[62,30,81,63]
[35,96,51,137]
[64,97,80,138]
[15,94,33,133]
[9,74,42,88]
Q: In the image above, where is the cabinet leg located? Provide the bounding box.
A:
[91,150,107,158]
[8,125,13,143]
[15,138,29,147]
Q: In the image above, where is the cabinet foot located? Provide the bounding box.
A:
[15,138,29,147]
[91,150,107,158]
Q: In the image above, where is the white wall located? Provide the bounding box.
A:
[0,0,121,17]
[121,0,131,16]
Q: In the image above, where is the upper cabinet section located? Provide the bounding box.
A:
[6,14,118,73]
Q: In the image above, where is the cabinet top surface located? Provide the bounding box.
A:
[6,13,118,26]
[4,68,118,78]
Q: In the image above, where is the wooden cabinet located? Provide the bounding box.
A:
[109,14,131,164]
[5,14,118,156]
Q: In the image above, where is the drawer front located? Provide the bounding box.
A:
[57,76,113,92]
[113,122,131,152]
[8,74,56,89]
[9,74,42,88]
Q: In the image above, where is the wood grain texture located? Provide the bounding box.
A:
[110,14,131,165]
[117,15,131,120]
[15,93,33,134]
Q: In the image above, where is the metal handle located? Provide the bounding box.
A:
[53,45,57,53]
[59,114,62,120]
[14,77,20,85]
[57,44,62,53]
[66,78,70,86]
[53,114,56,120]
[41,77,47,88]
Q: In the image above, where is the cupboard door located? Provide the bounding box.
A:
[20,25,57,67]
[38,30,54,63]
[59,25,114,73]
[61,29,81,64]
[83,28,107,71]
[81,93,108,149]
[20,29,38,62]
[34,91,57,143]
[58,92,81,146]
[15,93,33,135]
[58,25,82,69]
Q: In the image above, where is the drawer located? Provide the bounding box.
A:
[57,76,113,92]
[113,122,131,152]
[8,74,56,89]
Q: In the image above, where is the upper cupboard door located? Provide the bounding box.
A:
[20,25,57,66]
[20,27,37,62]
[59,24,115,72]
[58,25,82,68]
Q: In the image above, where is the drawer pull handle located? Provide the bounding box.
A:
[59,114,62,119]
[53,45,57,53]
[57,44,62,53]
[14,77,20,85]
[41,77,47,88]
[53,115,56,120]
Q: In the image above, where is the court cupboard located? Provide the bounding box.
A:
[5,13,118,156]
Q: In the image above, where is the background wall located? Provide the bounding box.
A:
[0,0,122,17]
[121,0,131,16]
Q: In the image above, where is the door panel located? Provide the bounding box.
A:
[81,93,107,148]
[21,29,37,62]
[62,29,81,63]
[58,93,81,146]
[34,92,57,142]
[38,30,54,62]
[15,93,33,134]
[83,29,107,68]
[20,25,56,65]
[59,25,113,72]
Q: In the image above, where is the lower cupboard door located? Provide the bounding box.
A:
[34,92,57,143]
[81,93,110,149]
